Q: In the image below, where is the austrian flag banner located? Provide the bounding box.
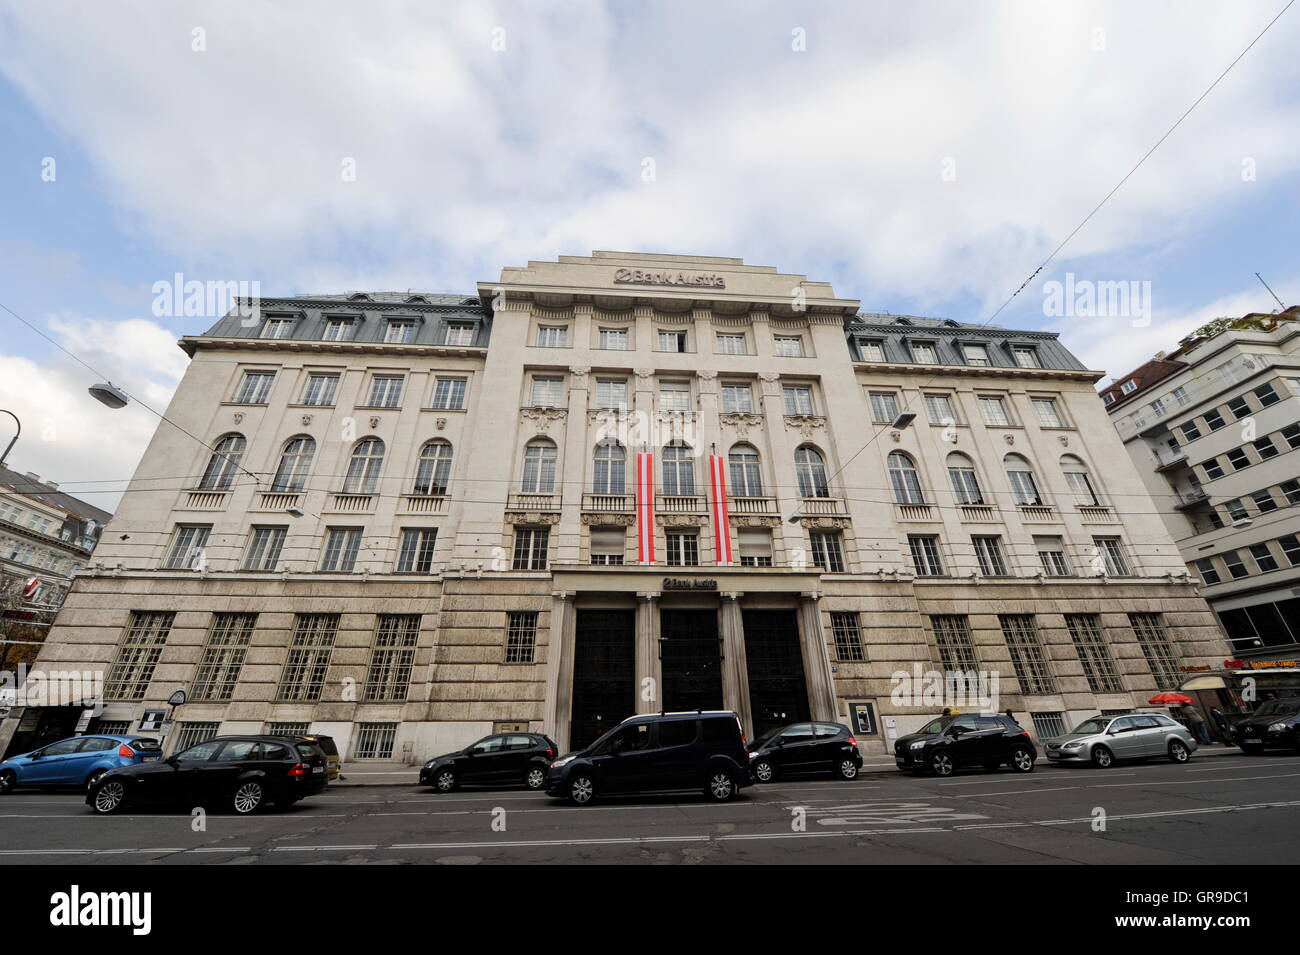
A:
[636,452,656,564]
[708,454,733,565]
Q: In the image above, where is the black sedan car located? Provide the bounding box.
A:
[420,732,558,792]
[894,713,1036,776]
[749,721,863,782]
[1235,697,1300,753]
[87,735,329,814]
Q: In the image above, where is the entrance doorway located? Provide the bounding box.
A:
[660,609,723,712]
[743,609,810,737]
[570,609,635,750]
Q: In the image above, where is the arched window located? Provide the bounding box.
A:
[414,440,453,496]
[795,446,829,498]
[662,441,695,496]
[271,436,315,492]
[887,451,924,504]
[343,437,385,494]
[1060,454,1099,506]
[728,444,763,497]
[521,439,558,494]
[198,434,246,490]
[946,452,983,505]
[1005,453,1042,505]
[592,439,626,495]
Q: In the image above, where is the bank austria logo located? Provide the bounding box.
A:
[613,268,725,288]
[49,885,152,936]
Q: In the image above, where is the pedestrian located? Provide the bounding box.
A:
[1182,705,1211,745]
[941,707,951,717]
[1209,706,1229,743]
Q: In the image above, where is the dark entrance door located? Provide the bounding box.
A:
[660,609,723,712]
[743,610,810,738]
[570,609,636,750]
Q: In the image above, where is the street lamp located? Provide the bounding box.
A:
[0,409,19,468]
[88,383,129,409]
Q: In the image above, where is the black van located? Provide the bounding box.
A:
[545,711,752,805]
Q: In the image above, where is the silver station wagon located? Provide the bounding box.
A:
[1044,713,1197,768]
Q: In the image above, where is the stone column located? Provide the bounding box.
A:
[798,591,839,721]
[544,591,577,749]
[719,592,753,738]
[635,591,661,714]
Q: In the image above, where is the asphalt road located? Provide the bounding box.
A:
[2,751,1298,865]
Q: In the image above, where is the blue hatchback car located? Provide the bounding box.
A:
[0,734,162,794]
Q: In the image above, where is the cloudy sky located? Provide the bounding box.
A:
[1,0,1297,510]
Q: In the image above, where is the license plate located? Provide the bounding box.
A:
[141,755,159,761]
[312,765,324,773]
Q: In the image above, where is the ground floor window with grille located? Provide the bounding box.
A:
[1129,612,1180,687]
[191,612,256,701]
[513,526,550,570]
[1065,613,1123,693]
[830,611,865,661]
[999,614,1056,694]
[506,611,538,663]
[665,529,700,566]
[809,531,845,572]
[930,615,978,672]
[1030,712,1065,740]
[353,722,397,759]
[104,611,175,701]
[93,720,130,736]
[172,721,220,751]
[267,722,309,736]
[365,614,420,701]
[276,614,339,701]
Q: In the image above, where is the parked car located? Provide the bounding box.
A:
[1235,698,1300,753]
[420,732,558,792]
[546,711,752,805]
[279,733,341,780]
[1044,713,1196,767]
[0,734,162,794]
[894,713,1036,776]
[749,721,863,782]
[86,735,329,815]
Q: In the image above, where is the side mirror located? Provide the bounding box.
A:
[948,725,965,736]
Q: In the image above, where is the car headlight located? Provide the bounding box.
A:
[1269,722,1287,733]
[551,755,575,769]
[1063,741,1083,749]
[910,741,927,750]
[424,760,435,769]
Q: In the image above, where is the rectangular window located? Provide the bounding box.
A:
[164,525,210,570]
[1035,536,1071,576]
[930,615,978,672]
[908,536,945,576]
[431,376,467,410]
[530,376,565,408]
[1194,557,1221,585]
[1222,551,1249,579]
[589,527,625,565]
[659,380,691,412]
[505,611,538,663]
[1251,489,1278,514]
[1249,543,1278,573]
[260,317,294,339]
[1201,458,1225,480]
[868,391,899,424]
[1254,382,1280,407]
[191,612,256,702]
[323,318,354,342]
[912,341,939,364]
[665,529,700,566]
[276,614,338,701]
[366,375,404,408]
[1178,421,1202,442]
[266,721,309,736]
[1013,346,1040,369]
[830,611,865,662]
[809,531,845,572]
[773,335,804,357]
[720,383,754,413]
[999,615,1055,694]
[595,379,628,410]
[1031,712,1066,739]
[443,322,475,346]
[1227,396,1251,420]
[104,611,174,700]
[1283,424,1300,449]
[1278,534,1300,566]
[657,330,687,352]
[783,385,814,416]
[1031,397,1064,427]
[1253,436,1278,460]
[737,527,773,567]
[961,343,989,366]
[300,373,340,406]
[512,527,549,570]
[924,394,956,425]
[972,536,1008,576]
[1226,447,1250,471]
[320,527,362,571]
[173,722,220,751]
[599,327,629,350]
[243,526,287,571]
[1204,409,1226,431]
[1065,613,1122,693]
[1282,480,1300,506]
[858,339,885,361]
[364,614,420,701]
[233,370,274,404]
[384,321,415,344]
[536,325,569,347]
[353,723,397,759]
[1129,613,1180,687]
[396,528,438,573]
[1225,498,1248,522]
[1093,537,1130,575]
[716,333,746,355]
[978,395,1011,426]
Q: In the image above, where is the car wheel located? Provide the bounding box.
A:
[85,769,109,792]
[1168,740,1190,763]
[929,750,954,777]
[1091,745,1114,768]
[753,758,775,783]
[433,769,456,793]
[706,771,737,801]
[836,759,859,780]
[91,779,127,814]
[524,766,546,791]
[0,770,15,795]
[1008,746,1035,773]
[568,773,595,806]
[231,781,265,815]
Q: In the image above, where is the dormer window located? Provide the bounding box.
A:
[323,317,355,342]
[259,316,295,340]
[444,322,476,346]
[347,293,372,302]
[384,320,416,344]
[857,339,885,362]
[960,343,989,366]
[1012,346,1041,368]
[910,341,939,364]
[1120,380,1137,395]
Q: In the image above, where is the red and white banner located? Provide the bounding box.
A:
[23,576,41,600]
[635,452,656,564]
[708,454,733,565]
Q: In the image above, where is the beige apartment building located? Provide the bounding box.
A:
[3,252,1229,762]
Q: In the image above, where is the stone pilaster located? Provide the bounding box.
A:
[635,591,661,713]
[798,591,839,721]
[544,590,577,749]
[719,591,753,737]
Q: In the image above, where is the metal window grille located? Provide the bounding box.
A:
[830,611,865,661]
[1066,613,1123,693]
[172,721,220,751]
[505,611,538,664]
[191,612,256,702]
[267,722,309,736]
[353,722,397,759]
[364,615,420,701]
[1129,613,1180,687]
[930,615,978,672]
[999,615,1056,694]
[276,614,339,701]
[104,611,174,700]
[1030,712,1065,739]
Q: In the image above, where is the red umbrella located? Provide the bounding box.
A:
[1149,692,1195,705]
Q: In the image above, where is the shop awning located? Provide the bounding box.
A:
[1179,675,1228,691]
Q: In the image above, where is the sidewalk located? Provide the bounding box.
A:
[332,743,1243,787]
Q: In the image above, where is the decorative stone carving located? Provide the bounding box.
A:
[1058,434,1069,447]
[505,512,561,526]
[232,412,244,424]
[655,514,709,527]
[369,416,381,429]
[759,372,781,383]
[581,513,636,527]
[301,414,313,426]
[783,414,827,437]
[520,407,568,432]
[588,408,619,425]
[798,516,851,530]
[436,417,447,430]
[729,515,781,528]
[719,412,763,437]
[568,365,590,387]
[697,370,717,380]
[635,368,655,381]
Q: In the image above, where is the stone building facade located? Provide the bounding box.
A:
[3,252,1229,761]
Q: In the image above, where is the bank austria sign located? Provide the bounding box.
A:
[614,268,726,289]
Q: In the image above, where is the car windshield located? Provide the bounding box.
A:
[916,717,951,735]
[129,738,161,751]
[1068,718,1111,735]
[1253,699,1300,717]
